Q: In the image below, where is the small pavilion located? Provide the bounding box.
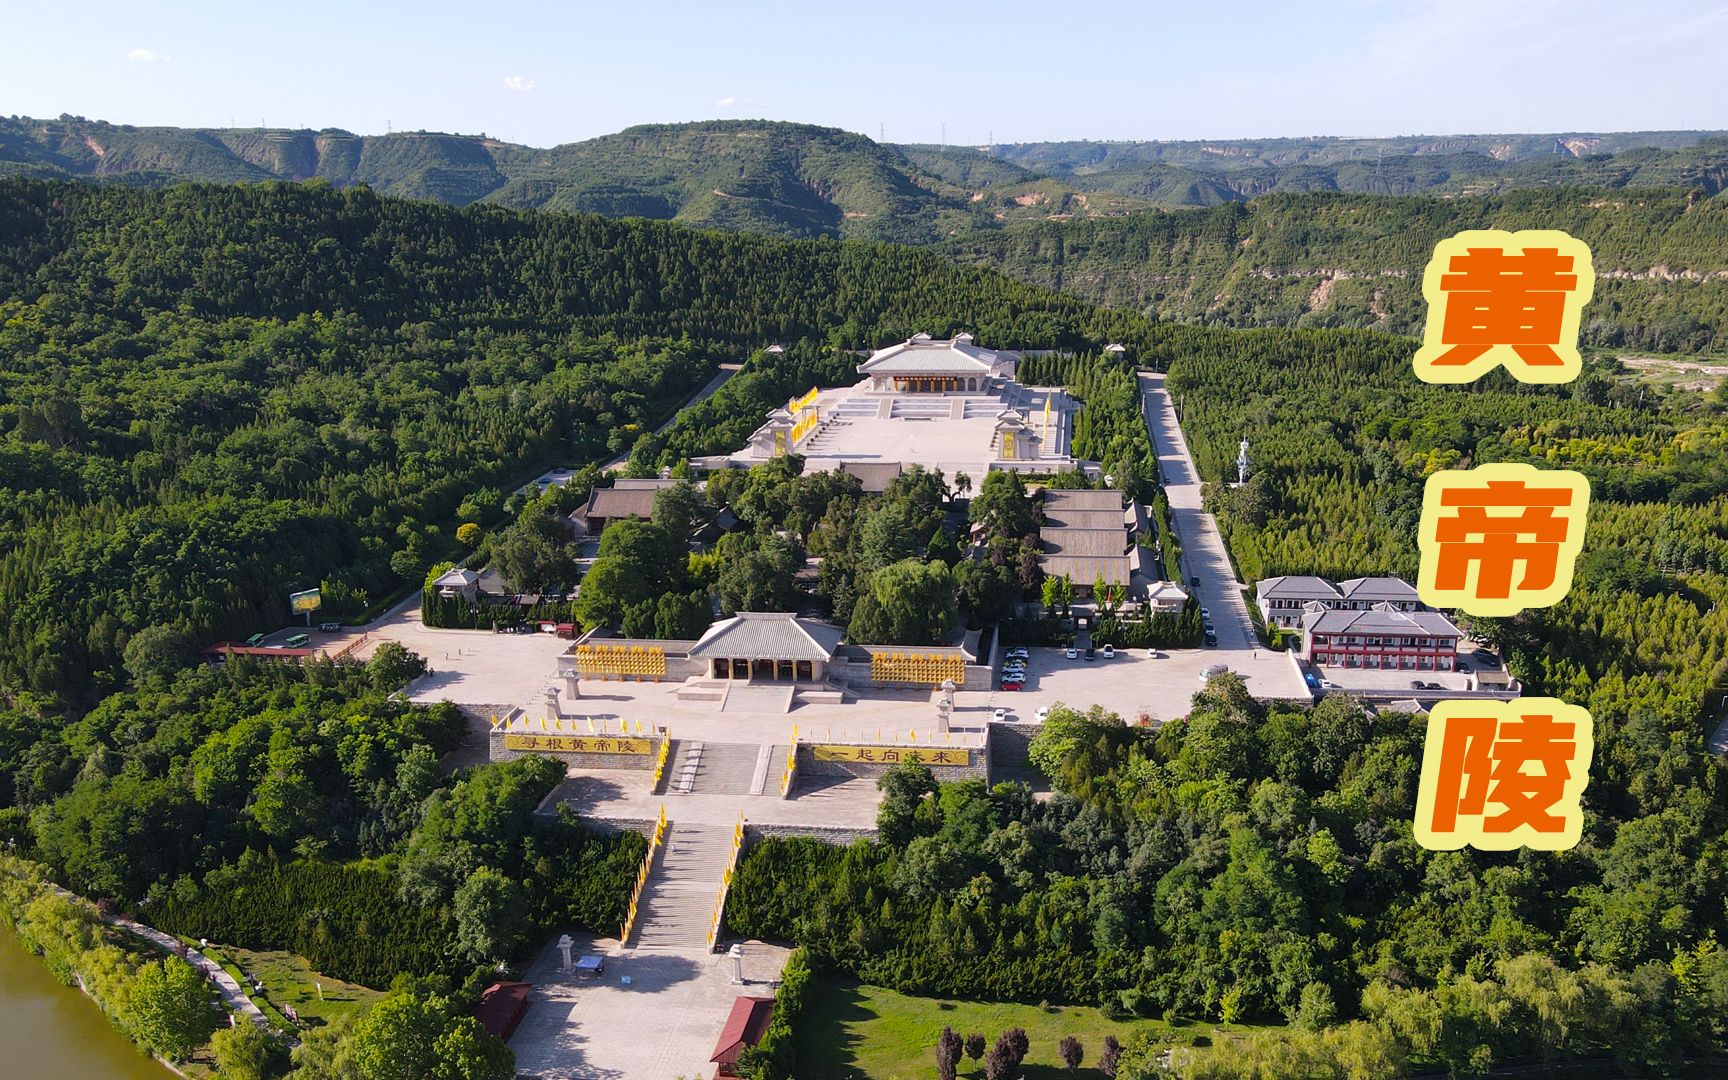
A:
[686,612,844,682]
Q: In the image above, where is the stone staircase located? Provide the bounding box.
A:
[681,741,761,795]
[889,397,952,420]
[630,823,735,951]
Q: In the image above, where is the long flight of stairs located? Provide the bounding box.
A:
[630,823,736,951]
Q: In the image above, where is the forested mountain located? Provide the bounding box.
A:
[939,188,1728,352]
[8,116,1728,351]
[0,117,1001,242]
[0,176,1149,705]
[983,130,1728,197]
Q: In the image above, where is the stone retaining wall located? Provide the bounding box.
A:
[486,732,658,769]
[990,721,1042,772]
[744,822,877,846]
[794,739,991,782]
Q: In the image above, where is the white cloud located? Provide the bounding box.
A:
[127,48,170,63]
[502,75,537,93]
[716,96,737,107]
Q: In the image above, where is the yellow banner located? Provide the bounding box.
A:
[870,651,966,686]
[503,734,653,754]
[810,745,971,767]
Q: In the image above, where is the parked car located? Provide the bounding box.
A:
[1204,631,1219,646]
[1006,647,1029,659]
[1190,575,1202,588]
[1036,705,1052,721]
[1064,647,1078,660]
[1319,679,1341,690]
[992,708,1008,722]
[1200,606,1211,620]
[1304,673,1321,690]
[1101,645,1115,659]
[1084,646,1096,661]
[1000,679,1023,691]
[1147,648,1162,659]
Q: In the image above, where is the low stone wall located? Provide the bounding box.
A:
[486,732,657,769]
[583,816,661,838]
[744,822,877,846]
[794,740,990,782]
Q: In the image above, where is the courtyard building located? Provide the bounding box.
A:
[569,478,682,538]
[1257,574,1422,628]
[697,333,1086,481]
[685,611,844,683]
[1037,488,1146,596]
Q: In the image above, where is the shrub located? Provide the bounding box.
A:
[736,948,814,1080]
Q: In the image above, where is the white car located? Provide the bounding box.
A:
[1064,647,1078,660]
[992,708,1008,722]
[1101,645,1115,659]
[1006,647,1030,659]
[1200,606,1211,620]
[1318,679,1341,691]
[1147,648,1162,659]
[1036,705,1051,721]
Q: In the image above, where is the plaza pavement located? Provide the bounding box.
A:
[508,932,790,1080]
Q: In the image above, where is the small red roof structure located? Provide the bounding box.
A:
[200,643,317,660]
[710,996,775,1076]
[473,981,532,1041]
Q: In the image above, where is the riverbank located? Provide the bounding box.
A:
[0,919,174,1079]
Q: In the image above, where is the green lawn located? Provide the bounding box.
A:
[203,943,382,1029]
[796,976,1266,1080]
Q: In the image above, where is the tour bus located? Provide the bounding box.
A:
[284,633,311,648]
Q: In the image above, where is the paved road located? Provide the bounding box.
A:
[603,361,743,472]
[1140,372,1310,700]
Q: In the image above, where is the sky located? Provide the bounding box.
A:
[4,0,1726,147]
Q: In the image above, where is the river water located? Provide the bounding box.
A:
[0,925,172,1079]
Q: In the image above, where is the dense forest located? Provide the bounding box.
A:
[0,176,1149,705]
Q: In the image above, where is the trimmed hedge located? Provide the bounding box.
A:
[736,947,814,1080]
[153,855,457,986]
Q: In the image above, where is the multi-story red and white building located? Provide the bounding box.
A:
[1300,602,1462,671]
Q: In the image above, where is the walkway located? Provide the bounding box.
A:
[1140,372,1310,700]
[603,362,743,473]
[106,910,276,1035]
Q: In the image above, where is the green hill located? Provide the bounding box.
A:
[6,117,1726,349]
[0,117,991,242]
[937,187,1728,352]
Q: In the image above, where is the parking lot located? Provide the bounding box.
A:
[983,644,1311,724]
